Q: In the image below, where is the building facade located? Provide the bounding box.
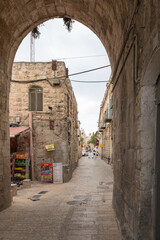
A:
[10,61,79,182]
[77,120,82,159]
[98,80,113,162]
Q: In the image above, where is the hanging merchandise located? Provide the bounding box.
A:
[13,154,30,183]
[40,164,53,183]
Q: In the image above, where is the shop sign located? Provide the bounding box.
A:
[16,154,28,159]
[45,144,55,151]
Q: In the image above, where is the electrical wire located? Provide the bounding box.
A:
[70,80,109,83]
[54,64,110,80]
[68,65,110,77]
[55,55,107,60]
[11,78,53,87]
[11,79,46,83]
[11,78,108,84]
[11,64,111,83]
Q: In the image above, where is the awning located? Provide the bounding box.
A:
[10,126,30,138]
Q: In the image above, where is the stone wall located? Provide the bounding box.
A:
[98,81,113,162]
[10,62,79,182]
[77,121,82,159]
[17,131,30,155]
[112,2,160,239]
[101,125,112,161]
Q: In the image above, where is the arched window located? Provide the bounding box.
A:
[29,86,43,111]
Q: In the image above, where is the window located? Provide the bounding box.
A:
[29,86,43,111]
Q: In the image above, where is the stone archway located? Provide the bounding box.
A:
[0,1,159,240]
[141,47,160,240]
[0,0,134,211]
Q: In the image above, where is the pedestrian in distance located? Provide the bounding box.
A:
[88,150,93,159]
[93,150,96,159]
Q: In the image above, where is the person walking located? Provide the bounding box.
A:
[88,150,93,159]
[93,149,96,159]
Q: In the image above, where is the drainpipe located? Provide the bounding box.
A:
[29,112,34,180]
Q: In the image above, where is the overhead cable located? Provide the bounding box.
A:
[56,55,107,60]
[11,78,53,87]
[68,65,110,78]
[70,80,109,83]
[11,64,111,83]
[11,78,108,84]
[11,79,46,83]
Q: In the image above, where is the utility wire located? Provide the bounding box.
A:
[39,64,110,81]
[68,65,110,78]
[70,80,109,83]
[11,79,46,83]
[11,78,108,84]
[55,55,107,60]
[11,78,53,87]
[11,65,111,83]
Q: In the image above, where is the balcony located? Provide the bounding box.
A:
[99,122,106,132]
[103,108,112,123]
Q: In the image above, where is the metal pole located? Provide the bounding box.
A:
[29,112,34,180]
[30,33,35,62]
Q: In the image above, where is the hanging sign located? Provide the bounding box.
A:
[45,144,55,151]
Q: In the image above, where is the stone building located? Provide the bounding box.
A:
[10,61,79,182]
[77,120,82,159]
[98,80,113,162]
[0,1,160,239]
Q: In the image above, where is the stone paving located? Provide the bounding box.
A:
[0,157,122,240]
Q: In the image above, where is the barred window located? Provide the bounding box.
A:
[29,87,43,111]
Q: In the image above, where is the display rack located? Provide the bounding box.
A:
[10,154,16,181]
[13,154,30,181]
[40,164,53,183]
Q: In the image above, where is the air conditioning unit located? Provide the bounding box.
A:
[53,79,60,85]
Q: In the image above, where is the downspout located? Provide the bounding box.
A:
[29,112,34,180]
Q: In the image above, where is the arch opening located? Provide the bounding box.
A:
[10,17,111,183]
[0,1,159,240]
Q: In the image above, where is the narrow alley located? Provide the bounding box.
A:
[0,157,121,240]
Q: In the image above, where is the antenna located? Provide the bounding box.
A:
[30,33,35,62]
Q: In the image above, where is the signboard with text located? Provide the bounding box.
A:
[45,144,55,151]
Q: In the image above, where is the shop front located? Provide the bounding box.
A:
[10,126,30,184]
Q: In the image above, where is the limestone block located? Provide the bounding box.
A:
[11,184,17,196]
[23,179,31,188]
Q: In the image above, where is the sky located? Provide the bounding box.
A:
[14,19,111,135]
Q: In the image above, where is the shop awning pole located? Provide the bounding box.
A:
[29,112,34,180]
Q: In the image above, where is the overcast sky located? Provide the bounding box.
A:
[14,19,111,135]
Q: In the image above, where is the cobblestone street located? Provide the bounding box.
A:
[0,157,122,240]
